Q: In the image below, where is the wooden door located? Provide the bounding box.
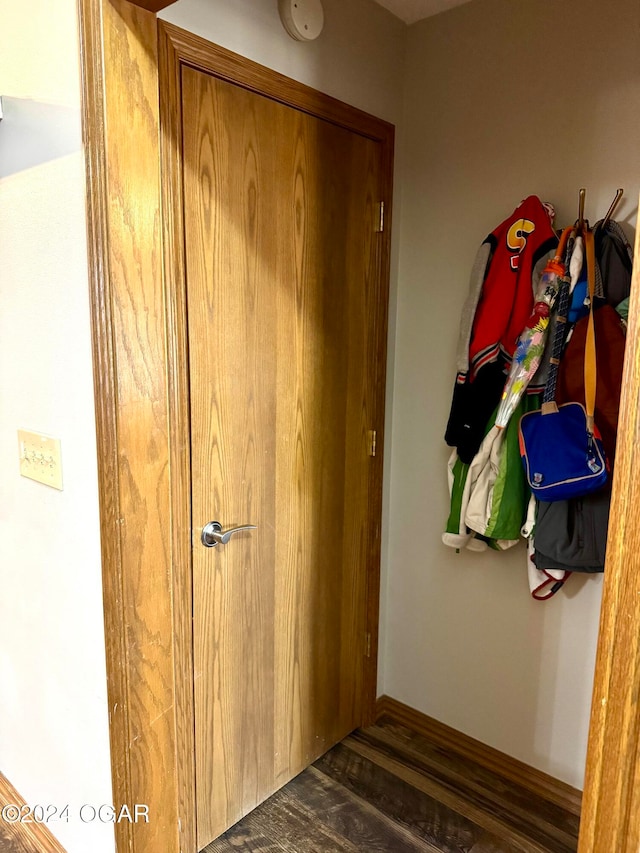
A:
[181,66,385,847]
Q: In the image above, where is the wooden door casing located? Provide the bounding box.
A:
[577,209,640,853]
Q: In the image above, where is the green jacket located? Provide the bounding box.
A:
[443,395,539,552]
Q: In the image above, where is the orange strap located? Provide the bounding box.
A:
[546,225,576,276]
[556,225,575,261]
[584,227,597,430]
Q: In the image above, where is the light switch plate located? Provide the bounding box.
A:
[18,429,63,490]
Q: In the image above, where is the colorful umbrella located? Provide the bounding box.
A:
[495,226,574,429]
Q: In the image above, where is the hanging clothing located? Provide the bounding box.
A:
[521,495,571,600]
[443,200,633,600]
[556,304,627,466]
[530,220,631,583]
[534,487,612,574]
[443,394,539,552]
[593,218,634,307]
[445,196,558,463]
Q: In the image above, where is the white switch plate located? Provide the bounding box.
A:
[18,429,63,490]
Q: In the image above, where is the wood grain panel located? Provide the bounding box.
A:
[79,2,185,852]
[0,772,68,853]
[271,100,319,785]
[183,68,279,843]
[578,205,640,853]
[338,132,381,731]
[270,106,379,774]
[182,67,388,846]
[101,4,179,850]
[157,23,197,853]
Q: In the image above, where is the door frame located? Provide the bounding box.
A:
[78,3,393,853]
[577,219,640,852]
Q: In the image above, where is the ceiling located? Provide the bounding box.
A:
[372,0,473,24]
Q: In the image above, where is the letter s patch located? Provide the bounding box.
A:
[506,218,536,270]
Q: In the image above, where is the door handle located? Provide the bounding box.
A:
[201,521,257,548]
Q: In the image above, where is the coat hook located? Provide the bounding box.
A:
[577,188,586,230]
[601,188,624,229]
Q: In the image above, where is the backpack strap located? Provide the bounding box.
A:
[584,227,597,432]
[542,227,576,411]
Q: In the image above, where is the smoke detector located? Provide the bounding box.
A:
[278,0,325,41]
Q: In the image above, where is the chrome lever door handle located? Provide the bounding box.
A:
[201,521,257,548]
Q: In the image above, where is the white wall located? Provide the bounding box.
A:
[386,0,640,788]
[160,0,406,124]
[159,0,407,695]
[0,3,114,852]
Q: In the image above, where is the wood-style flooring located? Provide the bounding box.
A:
[205,716,580,853]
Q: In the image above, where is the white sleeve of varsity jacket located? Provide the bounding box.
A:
[454,241,492,377]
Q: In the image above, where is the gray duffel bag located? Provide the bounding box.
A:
[534,485,611,574]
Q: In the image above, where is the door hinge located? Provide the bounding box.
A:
[376,201,385,233]
[368,429,377,457]
[365,632,372,658]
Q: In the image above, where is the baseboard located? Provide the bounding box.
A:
[375,695,582,817]
[0,772,68,853]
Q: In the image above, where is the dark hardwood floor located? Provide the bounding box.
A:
[204,716,580,853]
